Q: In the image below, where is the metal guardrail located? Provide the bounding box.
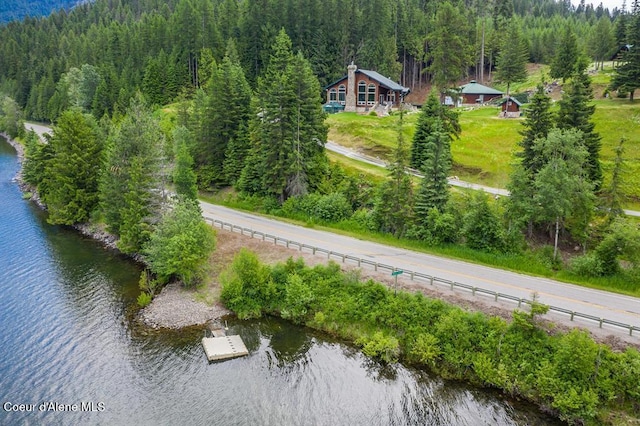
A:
[206,218,640,338]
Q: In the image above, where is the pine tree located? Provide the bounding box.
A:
[428,2,474,90]
[518,84,554,175]
[410,91,460,170]
[556,71,603,189]
[494,20,528,96]
[243,29,327,201]
[611,0,640,100]
[100,95,164,246]
[373,109,413,237]
[41,108,103,225]
[601,138,627,221]
[414,120,451,225]
[550,26,581,82]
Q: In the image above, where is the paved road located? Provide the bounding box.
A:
[200,202,640,337]
[24,122,52,141]
[326,141,639,216]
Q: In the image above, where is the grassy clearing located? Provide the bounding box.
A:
[326,68,640,209]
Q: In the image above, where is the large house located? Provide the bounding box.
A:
[325,63,410,112]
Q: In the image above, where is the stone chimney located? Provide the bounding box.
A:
[345,62,357,112]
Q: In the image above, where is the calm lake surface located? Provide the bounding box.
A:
[0,137,561,425]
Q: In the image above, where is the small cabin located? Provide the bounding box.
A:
[498,96,522,118]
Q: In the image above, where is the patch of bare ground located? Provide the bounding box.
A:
[142,228,640,351]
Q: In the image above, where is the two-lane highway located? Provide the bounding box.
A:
[200,201,640,336]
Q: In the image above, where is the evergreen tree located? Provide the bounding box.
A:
[428,2,474,90]
[590,17,616,70]
[242,29,327,201]
[518,84,554,175]
[41,108,103,225]
[556,71,603,189]
[611,1,640,100]
[410,91,460,170]
[172,126,198,201]
[463,192,505,252]
[494,20,528,96]
[100,95,164,250]
[601,138,627,221]
[550,26,581,82]
[372,110,413,237]
[414,120,451,225]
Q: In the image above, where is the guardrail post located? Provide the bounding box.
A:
[570,312,575,321]
[494,292,498,302]
[518,298,522,308]
[630,327,633,337]
[357,258,361,267]
[599,318,603,328]
[450,281,454,290]
[374,263,378,271]
[299,244,302,251]
[251,231,254,238]
[313,247,316,255]
[410,271,414,281]
[341,254,345,263]
[286,240,289,248]
[472,287,476,296]
[430,277,434,286]
[327,251,331,259]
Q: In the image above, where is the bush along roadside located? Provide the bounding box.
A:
[220,249,640,425]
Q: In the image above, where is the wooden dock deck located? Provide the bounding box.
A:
[201,325,248,361]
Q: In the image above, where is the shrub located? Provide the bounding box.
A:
[137,292,152,307]
[356,331,400,363]
[313,193,352,222]
[570,254,604,277]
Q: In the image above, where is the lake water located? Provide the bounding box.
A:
[0,137,560,425]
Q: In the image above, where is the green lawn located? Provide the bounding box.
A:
[326,81,640,209]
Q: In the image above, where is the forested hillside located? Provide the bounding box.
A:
[0,0,82,24]
[0,0,630,122]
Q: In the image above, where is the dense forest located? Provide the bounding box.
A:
[0,0,82,24]
[0,0,632,123]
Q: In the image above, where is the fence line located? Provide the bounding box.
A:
[206,217,640,338]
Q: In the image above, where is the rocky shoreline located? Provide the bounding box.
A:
[3,131,227,330]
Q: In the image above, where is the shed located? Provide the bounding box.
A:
[498,96,522,118]
[459,80,503,104]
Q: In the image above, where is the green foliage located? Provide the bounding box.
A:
[570,253,604,277]
[281,192,352,223]
[144,199,216,286]
[594,218,640,275]
[463,192,505,252]
[281,273,314,323]
[219,248,275,319]
[0,95,24,138]
[356,331,400,364]
[100,95,164,246]
[494,20,529,95]
[172,126,198,200]
[21,130,48,187]
[557,71,603,188]
[217,251,640,423]
[41,108,103,225]
[550,26,581,82]
[136,292,152,308]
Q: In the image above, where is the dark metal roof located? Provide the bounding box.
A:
[325,69,410,94]
[498,96,522,106]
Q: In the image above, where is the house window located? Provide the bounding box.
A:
[367,84,376,104]
[358,81,366,105]
[387,92,396,104]
[338,85,346,104]
[329,88,337,102]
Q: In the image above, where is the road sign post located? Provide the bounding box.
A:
[391,270,403,295]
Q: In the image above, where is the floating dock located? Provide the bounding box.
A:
[201,325,248,362]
